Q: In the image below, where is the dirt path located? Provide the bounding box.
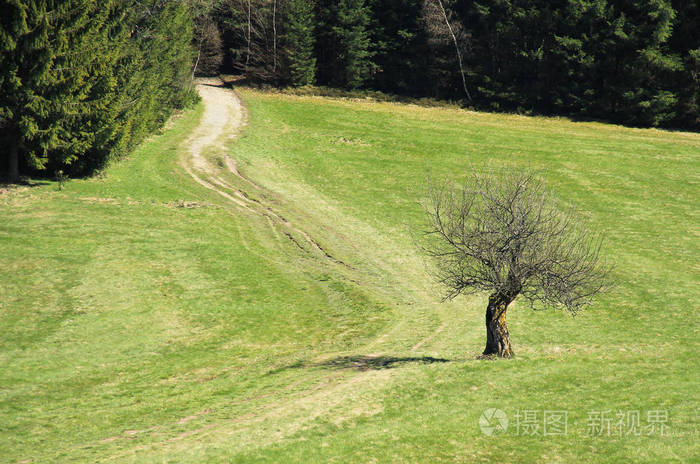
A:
[183,78,352,267]
[189,78,246,173]
[182,78,251,209]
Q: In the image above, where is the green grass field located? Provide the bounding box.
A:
[1,87,698,463]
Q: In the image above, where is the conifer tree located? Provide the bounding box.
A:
[281,0,316,86]
[335,0,373,88]
[0,0,118,179]
[669,0,700,128]
[0,0,29,180]
[316,0,374,89]
[591,0,680,127]
[366,0,426,95]
[0,0,197,179]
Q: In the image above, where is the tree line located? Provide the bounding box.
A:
[205,0,698,130]
[2,0,697,179]
[1,0,198,180]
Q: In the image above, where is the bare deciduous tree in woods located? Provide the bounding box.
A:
[421,0,472,102]
[190,0,224,77]
[421,169,610,358]
[272,0,278,73]
[220,0,279,82]
[193,15,224,77]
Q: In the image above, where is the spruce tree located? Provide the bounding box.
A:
[0,0,197,179]
[282,0,316,86]
[335,0,373,88]
[669,0,700,129]
[316,0,374,89]
[0,0,117,179]
[366,0,425,96]
[0,0,29,180]
[591,0,680,127]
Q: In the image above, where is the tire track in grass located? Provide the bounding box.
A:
[183,78,351,269]
[411,321,448,352]
[66,78,453,461]
[187,80,451,359]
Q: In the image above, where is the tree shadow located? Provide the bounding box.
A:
[199,82,226,89]
[315,355,451,371]
[0,179,50,189]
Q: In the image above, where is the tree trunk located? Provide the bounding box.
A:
[483,293,514,358]
[272,0,277,74]
[8,141,19,182]
[245,0,251,73]
[435,0,472,103]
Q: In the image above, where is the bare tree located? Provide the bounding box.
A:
[192,11,224,77]
[272,0,278,73]
[421,168,610,358]
[246,0,252,72]
[219,0,280,82]
[421,0,472,102]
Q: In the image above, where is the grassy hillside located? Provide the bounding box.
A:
[1,88,698,463]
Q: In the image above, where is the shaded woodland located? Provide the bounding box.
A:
[209,0,698,129]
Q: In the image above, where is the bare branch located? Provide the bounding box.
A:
[421,168,611,314]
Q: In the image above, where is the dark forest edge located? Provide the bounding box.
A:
[209,0,698,129]
[2,0,699,180]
